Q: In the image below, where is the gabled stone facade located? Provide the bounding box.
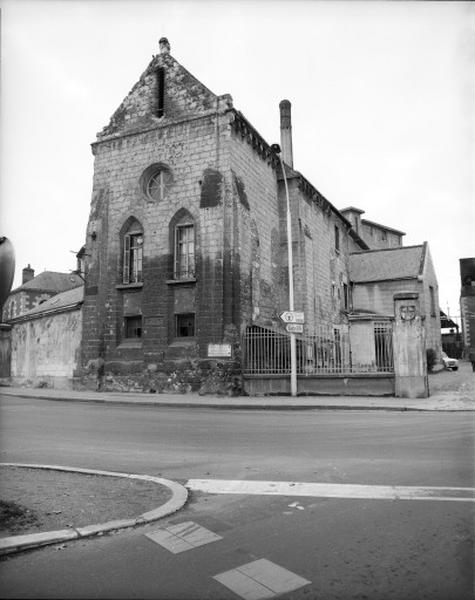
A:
[77,38,441,394]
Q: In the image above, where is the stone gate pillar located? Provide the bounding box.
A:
[393,292,429,398]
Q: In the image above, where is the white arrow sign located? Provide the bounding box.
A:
[286,323,304,333]
[280,311,305,324]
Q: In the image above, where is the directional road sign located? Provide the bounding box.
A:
[286,323,304,334]
[280,311,305,324]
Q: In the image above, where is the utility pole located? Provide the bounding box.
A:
[272,144,297,397]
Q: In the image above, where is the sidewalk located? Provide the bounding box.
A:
[1,384,474,411]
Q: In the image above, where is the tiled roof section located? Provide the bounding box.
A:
[11,271,83,294]
[11,286,84,321]
[350,245,425,283]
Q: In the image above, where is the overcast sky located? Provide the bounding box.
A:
[1,0,473,320]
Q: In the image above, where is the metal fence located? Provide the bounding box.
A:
[373,321,394,373]
[243,322,393,375]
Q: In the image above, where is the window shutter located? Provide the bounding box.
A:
[123,235,130,284]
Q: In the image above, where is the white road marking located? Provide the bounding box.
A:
[213,558,311,600]
[187,479,475,502]
[145,521,222,553]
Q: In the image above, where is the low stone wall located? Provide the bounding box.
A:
[243,373,395,397]
[76,357,243,396]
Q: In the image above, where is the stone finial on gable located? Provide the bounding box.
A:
[159,37,170,54]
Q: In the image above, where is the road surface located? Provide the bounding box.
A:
[0,395,473,599]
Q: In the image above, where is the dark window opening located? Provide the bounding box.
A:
[176,313,195,338]
[157,68,165,118]
[429,285,436,316]
[343,283,349,310]
[334,225,340,252]
[125,315,142,338]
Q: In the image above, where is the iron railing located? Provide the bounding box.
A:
[373,321,394,373]
[243,322,394,375]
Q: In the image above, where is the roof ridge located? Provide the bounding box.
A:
[350,244,423,256]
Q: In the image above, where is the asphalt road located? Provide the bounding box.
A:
[0,395,474,599]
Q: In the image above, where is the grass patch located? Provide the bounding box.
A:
[0,500,40,532]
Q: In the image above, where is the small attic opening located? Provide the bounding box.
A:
[157,67,165,118]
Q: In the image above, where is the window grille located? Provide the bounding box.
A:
[123,232,143,284]
[174,223,195,279]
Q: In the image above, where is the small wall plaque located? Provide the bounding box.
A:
[207,343,232,358]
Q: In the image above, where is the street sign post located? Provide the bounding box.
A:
[285,323,303,334]
[279,311,305,324]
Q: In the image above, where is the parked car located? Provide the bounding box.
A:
[441,351,459,371]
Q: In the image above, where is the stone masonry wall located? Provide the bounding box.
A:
[79,47,245,394]
[227,123,282,330]
[293,188,351,334]
[80,113,241,393]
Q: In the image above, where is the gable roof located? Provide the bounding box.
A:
[11,271,83,295]
[98,42,222,141]
[10,286,84,323]
[350,244,425,283]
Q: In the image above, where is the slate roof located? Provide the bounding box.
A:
[350,244,425,283]
[10,286,84,322]
[11,271,83,294]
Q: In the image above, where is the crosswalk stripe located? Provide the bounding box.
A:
[186,479,475,502]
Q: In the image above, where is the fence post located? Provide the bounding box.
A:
[393,292,429,398]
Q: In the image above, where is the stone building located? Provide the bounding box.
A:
[77,38,441,394]
[2,265,83,322]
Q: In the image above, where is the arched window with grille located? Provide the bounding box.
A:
[171,211,195,280]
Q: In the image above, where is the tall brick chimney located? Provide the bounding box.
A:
[279,99,293,168]
[22,264,34,284]
[159,37,170,54]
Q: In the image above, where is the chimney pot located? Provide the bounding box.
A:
[279,99,293,168]
[22,264,35,284]
[159,37,170,54]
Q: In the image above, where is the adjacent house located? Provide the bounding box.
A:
[349,242,442,357]
[2,265,83,322]
[8,286,84,389]
[340,207,405,250]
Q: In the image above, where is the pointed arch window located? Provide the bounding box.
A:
[174,221,195,279]
[122,219,143,284]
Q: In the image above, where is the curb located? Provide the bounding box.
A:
[2,391,474,411]
[0,463,188,555]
